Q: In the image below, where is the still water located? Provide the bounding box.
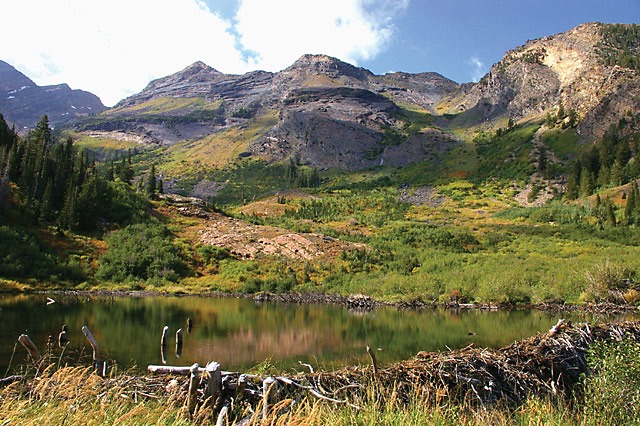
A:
[0,294,635,374]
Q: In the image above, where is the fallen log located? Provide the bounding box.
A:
[18,334,41,363]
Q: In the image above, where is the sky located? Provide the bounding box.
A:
[1,0,638,106]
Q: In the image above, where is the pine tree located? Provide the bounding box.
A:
[579,167,594,198]
[597,165,610,188]
[157,179,164,194]
[145,165,156,198]
[0,166,11,212]
[59,185,78,230]
[537,148,547,173]
[545,111,555,127]
[557,102,566,121]
[309,168,320,187]
[606,200,617,227]
[39,180,54,222]
[285,158,297,183]
[565,162,581,200]
[610,161,623,187]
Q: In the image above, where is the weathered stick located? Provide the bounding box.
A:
[236,374,248,400]
[0,375,23,386]
[175,328,183,358]
[276,376,361,410]
[549,319,566,337]
[206,361,222,415]
[18,334,41,363]
[82,326,100,362]
[147,365,258,378]
[82,326,104,376]
[215,402,230,426]
[161,326,169,347]
[262,376,278,420]
[187,363,200,417]
[366,345,378,377]
[58,325,69,347]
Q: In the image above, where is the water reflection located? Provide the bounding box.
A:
[0,294,636,374]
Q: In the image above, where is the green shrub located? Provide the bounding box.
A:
[583,339,640,425]
[97,223,187,283]
[197,245,230,265]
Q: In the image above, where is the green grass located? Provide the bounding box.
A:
[542,127,582,160]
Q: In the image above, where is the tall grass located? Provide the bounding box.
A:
[2,338,638,425]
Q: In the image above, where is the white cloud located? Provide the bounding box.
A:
[235,0,408,71]
[0,0,408,106]
[0,0,247,106]
[467,55,487,82]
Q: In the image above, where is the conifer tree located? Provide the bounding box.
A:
[565,162,581,200]
[606,200,617,227]
[157,179,164,194]
[39,180,54,222]
[557,102,566,121]
[579,168,594,198]
[610,161,623,187]
[0,166,10,212]
[146,165,156,198]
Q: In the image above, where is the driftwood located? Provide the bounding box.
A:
[136,321,640,424]
[175,328,183,358]
[58,325,69,347]
[366,345,378,377]
[18,334,41,363]
[82,326,105,376]
[262,376,278,420]
[0,375,23,386]
[205,361,222,414]
[187,363,199,417]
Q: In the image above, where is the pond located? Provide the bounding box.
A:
[0,294,636,374]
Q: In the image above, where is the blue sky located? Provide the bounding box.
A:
[2,0,638,105]
[203,0,640,83]
[357,0,640,83]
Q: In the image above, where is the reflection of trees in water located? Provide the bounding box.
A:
[1,295,636,373]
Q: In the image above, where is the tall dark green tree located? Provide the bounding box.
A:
[145,165,157,198]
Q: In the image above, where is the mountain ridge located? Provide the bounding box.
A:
[0,60,106,130]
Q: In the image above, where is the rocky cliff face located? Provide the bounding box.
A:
[443,23,640,140]
[0,60,106,130]
[72,23,640,171]
[77,54,459,169]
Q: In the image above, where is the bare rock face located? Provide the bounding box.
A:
[0,60,105,130]
[69,23,640,174]
[76,54,460,170]
[444,23,640,141]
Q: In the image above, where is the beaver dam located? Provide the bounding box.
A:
[2,320,639,425]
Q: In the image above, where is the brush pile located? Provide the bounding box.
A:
[3,321,640,424]
[311,320,640,407]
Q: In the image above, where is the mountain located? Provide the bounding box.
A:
[75,54,459,170]
[440,23,640,140]
[72,23,640,176]
[0,60,106,130]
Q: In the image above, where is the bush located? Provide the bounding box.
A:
[0,226,86,283]
[197,245,230,265]
[582,339,640,425]
[97,224,187,283]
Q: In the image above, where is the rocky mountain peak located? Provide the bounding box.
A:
[0,60,36,93]
[283,54,373,82]
[0,60,105,130]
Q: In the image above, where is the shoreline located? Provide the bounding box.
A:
[9,288,638,314]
